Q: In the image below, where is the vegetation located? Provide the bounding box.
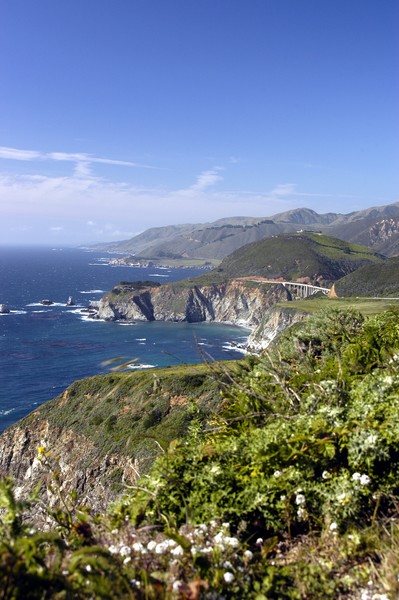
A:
[334,256,399,297]
[2,309,399,597]
[19,363,234,478]
[209,232,384,286]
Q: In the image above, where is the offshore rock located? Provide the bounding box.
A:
[0,304,10,313]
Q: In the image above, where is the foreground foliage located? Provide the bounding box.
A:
[2,309,399,598]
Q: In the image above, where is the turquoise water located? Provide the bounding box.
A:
[0,247,249,432]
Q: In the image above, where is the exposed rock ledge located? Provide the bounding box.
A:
[98,280,290,330]
[95,280,307,351]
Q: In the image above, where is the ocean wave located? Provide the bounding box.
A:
[79,289,105,294]
[27,302,66,307]
[135,338,146,341]
[0,310,27,315]
[148,274,169,278]
[0,407,16,416]
[127,363,156,370]
[118,322,136,326]
[222,342,248,354]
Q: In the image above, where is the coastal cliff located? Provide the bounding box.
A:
[97,279,293,329]
[0,363,231,524]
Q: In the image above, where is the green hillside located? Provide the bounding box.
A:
[2,309,399,598]
[193,232,384,286]
[335,255,399,297]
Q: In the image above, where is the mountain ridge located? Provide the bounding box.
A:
[91,201,399,260]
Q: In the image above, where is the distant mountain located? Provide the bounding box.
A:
[194,232,384,287]
[91,201,399,260]
[334,255,399,297]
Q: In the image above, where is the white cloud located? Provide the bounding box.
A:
[178,167,224,196]
[0,145,156,172]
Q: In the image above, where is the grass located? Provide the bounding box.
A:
[280,295,399,315]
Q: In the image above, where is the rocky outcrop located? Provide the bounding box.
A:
[247,307,306,351]
[97,280,293,330]
[0,413,138,526]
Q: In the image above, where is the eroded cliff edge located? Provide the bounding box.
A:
[98,280,290,328]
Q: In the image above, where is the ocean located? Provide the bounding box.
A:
[0,247,249,433]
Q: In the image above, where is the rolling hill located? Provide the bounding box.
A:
[91,201,399,261]
[193,232,385,286]
[334,255,399,297]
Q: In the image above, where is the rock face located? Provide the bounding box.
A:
[97,280,293,330]
[0,414,137,525]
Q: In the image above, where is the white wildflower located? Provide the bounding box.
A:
[223,572,235,583]
[225,536,239,548]
[111,529,118,534]
[295,493,306,505]
[214,531,224,545]
[132,542,144,553]
[155,541,169,554]
[360,474,370,486]
[123,556,131,564]
[322,470,330,479]
[119,545,131,557]
[256,538,263,545]
[273,470,282,477]
[330,522,338,531]
[352,472,361,481]
[172,581,183,591]
[171,545,184,557]
[297,507,306,520]
[108,545,118,554]
[223,560,233,569]
[85,565,92,572]
[147,540,157,551]
[244,550,253,560]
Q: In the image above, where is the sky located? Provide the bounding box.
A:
[0,0,398,246]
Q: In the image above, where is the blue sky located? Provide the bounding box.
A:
[0,0,398,245]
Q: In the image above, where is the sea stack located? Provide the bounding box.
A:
[0,304,10,313]
[66,296,75,306]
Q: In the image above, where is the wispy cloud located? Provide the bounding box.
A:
[178,167,224,196]
[0,145,156,173]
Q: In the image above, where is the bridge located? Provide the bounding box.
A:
[238,277,331,298]
[280,281,330,298]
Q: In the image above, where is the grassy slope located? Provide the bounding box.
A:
[334,255,399,297]
[187,232,384,287]
[21,362,236,472]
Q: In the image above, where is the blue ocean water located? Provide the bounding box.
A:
[0,247,249,433]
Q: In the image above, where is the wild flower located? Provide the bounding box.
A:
[330,522,338,531]
[360,474,370,486]
[297,507,306,520]
[147,540,157,551]
[244,550,253,560]
[256,538,263,545]
[295,493,306,505]
[273,470,282,477]
[119,545,131,556]
[132,542,145,553]
[172,580,183,591]
[108,545,118,554]
[322,470,330,479]
[85,565,92,572]
[223,572,234,583]
[171,545,184,557]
